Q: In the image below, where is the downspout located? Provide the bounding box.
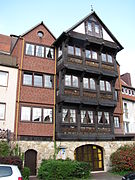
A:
[15,37,25,140]
[53,47,56,141]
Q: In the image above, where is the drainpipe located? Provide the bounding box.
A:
[53,47,56,141]
[15,37,25,140]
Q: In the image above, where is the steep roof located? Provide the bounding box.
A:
[0,34,11,53]
[54,11,123,51]
[21,21,56,40]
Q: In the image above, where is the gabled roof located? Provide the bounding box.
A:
[21,21,56,40]
[54,11,123,51]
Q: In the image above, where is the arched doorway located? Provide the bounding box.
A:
[24,149,37,175]
[74,145,104,171]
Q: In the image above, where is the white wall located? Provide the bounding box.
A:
[0,66,18,133]
[123,99,135,133]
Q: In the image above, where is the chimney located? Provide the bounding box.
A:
[121,73,132,86]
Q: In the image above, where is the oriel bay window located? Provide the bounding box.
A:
[83,78,96,90]
[21,106,53,123]
[100,80,111,92]
[23,72,53,88]
[65,75,78,87]
[98,112,110,124]
[62,109,76,123]
[81,110,93,124]
[25,43,54,59]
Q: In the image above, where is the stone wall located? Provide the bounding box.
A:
[15,140,135,172]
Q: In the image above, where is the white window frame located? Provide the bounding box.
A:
[0,71,8,87]
[25,43,34,56]
[32,107,42,122]
[21,106,31,121]
[43,108,53,123]
[46,47,54,59]
[23,73,32,86]
[0,103,6,120]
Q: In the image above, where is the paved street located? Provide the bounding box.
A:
[91,172,122,180]
[29,172,122,180]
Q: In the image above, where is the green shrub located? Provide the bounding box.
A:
[0,141,10,157]
[110,144,135,172]
[38,159,90,180]
[22,167,30,180]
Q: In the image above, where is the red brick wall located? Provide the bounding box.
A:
[12,24,55,138]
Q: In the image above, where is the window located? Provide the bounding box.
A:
[36,46,44,57]
[90,78,96,90]
[100,80,105,91]
[23,73,32,86]
[46,47,54,59]
[65,75,78,87]
[115,90,118,101]
[37,31,44,38]
[98,112,110,124]
[101,53,113,63]
[75,47,81,56]
[86,21,101,37]
[81,110,93,124]
[32,107,41,122]
[87,22,92,32]
[104,112,109,124]
[122,87,124,93]
[100,80,111,92]
[26,43,34,56]
[0,166,12,177]
[95,24,100,34]
[114,117,120,128]
[44,75,53,88]
[132,90,135,96]
[21,106,31,121]
[0,104,5,120]
[34,74,43,87]
[62,109,76,123]
[68,46,74,55]
[124,122,129,133]
[85,50,97,60]
[0,71,8,86]
[124,103,128,118]
[58,46,62,58]
[83,78,96,90]
[43,108,52,123]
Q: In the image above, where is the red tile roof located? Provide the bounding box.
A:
[0,34,11,53]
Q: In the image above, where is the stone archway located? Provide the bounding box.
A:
[24,149,37,175]
[74,144,104,171]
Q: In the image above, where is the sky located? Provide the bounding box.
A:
[1,0,135,86]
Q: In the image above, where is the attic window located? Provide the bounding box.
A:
[37,31,44,38]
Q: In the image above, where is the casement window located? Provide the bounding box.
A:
[21,106,53,123]
[43,108,52,123]
[124,121,129,133]
[98,111,110,124]
[58,46,62,58]
[44,75,53,88]
[83,78,96,90]
[68,46,81,57]
[23,73,32,86]
[101,53,113,63]
[0,103,6,120]
[32,107,42,122]
[23,72,53,88]
[86,21,101,37]
[46,47,54,59]
[62,109,76,123]
[26,43,34,56]
[36,45,44,57]
[100,80,111,92]
[25,43,54,59]
[115,90,118,101]
[81,110,93,124]
[0,71,8,86]
[34,74,43,87]
[21,106,31,121]
[114,116,120,128]
[65,75,78,87]
[85,50,97,60]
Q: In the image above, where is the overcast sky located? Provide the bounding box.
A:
[1,0,135,85]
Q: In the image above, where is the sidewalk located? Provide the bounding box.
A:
[91,172,122,180]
